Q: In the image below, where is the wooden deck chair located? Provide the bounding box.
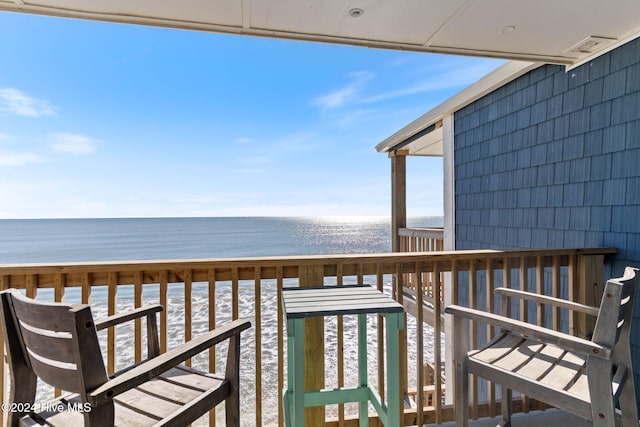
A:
[0,289,251,427]
[445,267,639,427]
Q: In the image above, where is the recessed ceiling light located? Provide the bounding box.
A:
[349,8,364,18]
[500,25,516,34]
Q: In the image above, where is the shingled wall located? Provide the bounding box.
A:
[454,36,640,405]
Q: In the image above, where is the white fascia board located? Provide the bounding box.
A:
[375,60,541,153]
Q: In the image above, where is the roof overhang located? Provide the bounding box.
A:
[376,61,542,156]
[1,0,640,66]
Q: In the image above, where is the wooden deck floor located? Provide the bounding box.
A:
[437,409,597,427]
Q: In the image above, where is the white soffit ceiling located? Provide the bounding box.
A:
[406,127,444,157]
[1,0,640,65]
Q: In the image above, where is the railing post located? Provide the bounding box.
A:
[390,150,408,253]
[391,150,409,415]
[572,255,605,338]
[299,264,325,427]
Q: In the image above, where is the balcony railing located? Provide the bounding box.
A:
[398,227,444,253]
[398,227,445,329]
[0,247,615,426]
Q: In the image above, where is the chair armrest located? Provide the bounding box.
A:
[88,318,251,406]
[94,304,164,331]
[495,287,600,317]
[444,305,609,359]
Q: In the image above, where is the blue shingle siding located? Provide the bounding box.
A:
[603,123,626,152]
[584,130,604,156]
[589,54,610,80]
[584,77,604,107]
[626,120,640,149]
[453,37,640,409]
[603,69,627,101]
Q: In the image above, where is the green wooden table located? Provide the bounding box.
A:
[282,284,405,427]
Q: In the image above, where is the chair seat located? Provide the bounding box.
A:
[467,332,592,418]
[19,366,228,427]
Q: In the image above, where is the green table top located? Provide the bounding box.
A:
[281,284,403,319]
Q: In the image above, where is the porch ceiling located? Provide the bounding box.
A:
[1,0,639,66]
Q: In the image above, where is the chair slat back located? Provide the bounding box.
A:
[592,267,638,350]
[2,290,108,396]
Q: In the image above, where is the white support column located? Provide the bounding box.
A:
[443,114,455,252]
[442,113,456,405]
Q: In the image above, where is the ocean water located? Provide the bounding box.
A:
[0,216,442,263]
[0,216,443,425]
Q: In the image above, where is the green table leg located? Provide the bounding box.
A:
[287,318,305,427]
[385,312,403,427]
[285,319,293,426]
[358,314,369,427]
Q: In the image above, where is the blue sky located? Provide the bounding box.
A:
[0,11,504,218]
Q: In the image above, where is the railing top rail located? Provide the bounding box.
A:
[399,227,445,238]
[0,247,617,274]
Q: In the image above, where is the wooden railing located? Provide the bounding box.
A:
[398,227,445,329]
[398,227,444,253]
[0,247,615,426]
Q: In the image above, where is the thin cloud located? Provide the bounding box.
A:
[313,70,375,109]
[276,132,318,152]
[312,60,501,111]
[50,133,100,155]
[243,155,272,165]
[0,152,46,166]
[0,88,56,117]
[233,168,264,175]
[363,62,501,104]
[314,86,356,109]
[234,137,254,144]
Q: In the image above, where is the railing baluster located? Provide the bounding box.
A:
[552,256,561,331]
[519,257,529,323]
[415,262,424,426]
[255,267,262,427]
[184,269,192,367]
[208,268,217,427]
[134,271,143,364]
[536,256,545,327]
[451,259,459,304]
[160,270,168,354]
[26,274,36,298]
[485,261,495,417]
[337,263,345,426]
[81,272,91,304]
[469,258,478,420]
[53,273,65,398]
[433,261,442,424]
[500,257,512,416]
[569,254,577,335]
[394,262,408,416]
[567,254,578,335]
[54,273,64,303]
[518,258,530,413]
[376,263,384,403]
[232,267,239,320]
[108,272,118,374]
[502,256,512,317]
[276,266,284,427]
